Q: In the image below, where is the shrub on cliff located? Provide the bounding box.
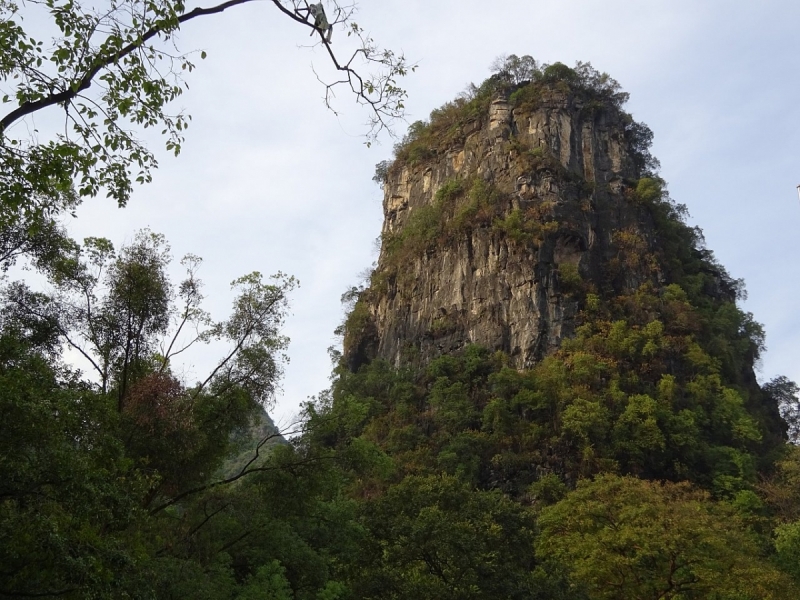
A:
[390,56,658,177]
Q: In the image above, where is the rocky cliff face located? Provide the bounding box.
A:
[336,66,785,490]
[344,83,690,371]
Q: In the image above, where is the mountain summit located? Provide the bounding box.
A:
[338,60,785,487]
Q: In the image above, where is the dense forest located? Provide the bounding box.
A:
[2,0,800,595]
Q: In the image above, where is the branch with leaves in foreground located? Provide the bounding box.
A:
[0,0,413,225]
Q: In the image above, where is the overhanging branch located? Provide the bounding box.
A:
[0,0,320,137]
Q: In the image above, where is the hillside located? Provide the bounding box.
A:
[307,58,800,598]
[337,59,785,486]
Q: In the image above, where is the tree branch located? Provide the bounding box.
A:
[9,294,106,384]
[156,501,232,556]
[149,454,329,515]
[1,0,408,141]
[0,0,267,136]
[0,587,79,598]
[148,421,315,515]
[217,530,251,554]
[190,295,281,399]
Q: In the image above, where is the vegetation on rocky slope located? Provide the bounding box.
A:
[385,57,658,176]
[324,56,800,598]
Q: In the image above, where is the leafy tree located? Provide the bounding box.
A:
[0,306,147,597]
[775,521,800,581]
[237,561,293,600]
[0,229,314,597]
[758,445,800,523]
[766,375,800,443]
[0,229,364,598]
[0,0,413,283]
[133,437,359,600]
[313,331,783,501]
[0,2,409,596]
[0,198,78,271]
[489,54,540,84]
[537,474,797,600]
[348,474,565,600]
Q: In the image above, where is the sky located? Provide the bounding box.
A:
[26,0,800,427]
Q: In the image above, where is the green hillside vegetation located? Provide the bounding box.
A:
[3,54,800,599]
[317,57,800,598]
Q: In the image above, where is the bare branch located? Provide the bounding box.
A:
[8,292,107,384]
[148,434,326,515]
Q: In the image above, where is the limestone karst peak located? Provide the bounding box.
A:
[343,62,680,372]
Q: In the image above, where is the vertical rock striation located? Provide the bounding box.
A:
[345,82,673,371]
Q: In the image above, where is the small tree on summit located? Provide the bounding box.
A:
[490,54,540,84]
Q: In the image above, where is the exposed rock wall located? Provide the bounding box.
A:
[346,89,662,370]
